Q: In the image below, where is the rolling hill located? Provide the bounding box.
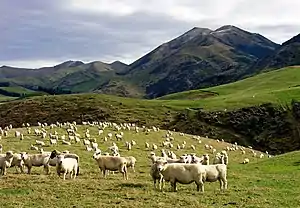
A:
[2,66,300,154]
[158,66,300,110]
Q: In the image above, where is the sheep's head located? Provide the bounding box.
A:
[93,151,101,159]
[56,154,65,165]
[20,152,28,160]
[50,150,59,159]
[6,151,14,159]
[155,159,167,172]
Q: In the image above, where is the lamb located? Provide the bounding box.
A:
[0,151,14,175]
[125,156,137,172]
[92,152,128,180]
[56,154,78,180]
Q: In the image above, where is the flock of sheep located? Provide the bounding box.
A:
[0,121,272,192]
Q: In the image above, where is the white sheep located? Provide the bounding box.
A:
[152,144,158,150]
[145,142,150,149]
[35,140,45,146]
[56,154,79,180]
[20,152,51,174]
[92,152,128,180]
[0,151,14,175]
[150,158,165,191]
[242,158,250,164]
[125,156,137,172]
[155,160,227,192]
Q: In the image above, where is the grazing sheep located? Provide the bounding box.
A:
[30,144,39,151]
[49,150,80,176]
[145,142,150,149]
[150,158,165,191]
[125,156,137,172]
[242,158,250,164]
[152,144,158,150]
[154,160,205,192]
[62,140,71,145]
[202,154,210,165]
[155,160,227,192]
[0,151,14,175]
[86,145,93,152]
[56,154,78,180]
[5,153,25,173]
[35,140,45,146]
[92,152,128,180]
[50,139,57,145]
[20,152,51,174]
[83,139,90,146]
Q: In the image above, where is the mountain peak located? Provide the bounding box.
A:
[54,60,85,68]
[282,34,300,46]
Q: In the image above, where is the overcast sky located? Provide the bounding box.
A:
[1,0,299,68]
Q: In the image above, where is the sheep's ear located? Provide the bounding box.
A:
[164,161,168,164]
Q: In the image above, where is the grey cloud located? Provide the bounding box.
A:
[0,0,299,67]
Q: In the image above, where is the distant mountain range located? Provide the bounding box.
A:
[0,25,299,98]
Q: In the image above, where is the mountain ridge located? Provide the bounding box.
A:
[2,25,299,99]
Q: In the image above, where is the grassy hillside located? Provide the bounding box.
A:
[0,94,16,102]
[0,86,48,99]
[0,124,298,208]
[159,66,300,110]
[0,93,177,128]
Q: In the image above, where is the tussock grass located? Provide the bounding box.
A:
[0,124,299,207]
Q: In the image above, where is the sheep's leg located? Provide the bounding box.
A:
[27,166,32,174]
[20,165,24,174]
[132,165,135,173]
[222,178,228,190]
[44,165,50,175]
[2,167,6,176]
[15,166,20,174]
[73,169,77,180]
[170,180,176,192]
[70,171,73,179]
[122,166,128,180]
[103,169,107,178]
[63,172,66,180]
[153,178,157,190]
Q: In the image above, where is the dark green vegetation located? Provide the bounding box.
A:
[0,125,299,208]
[3,25,300,99]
